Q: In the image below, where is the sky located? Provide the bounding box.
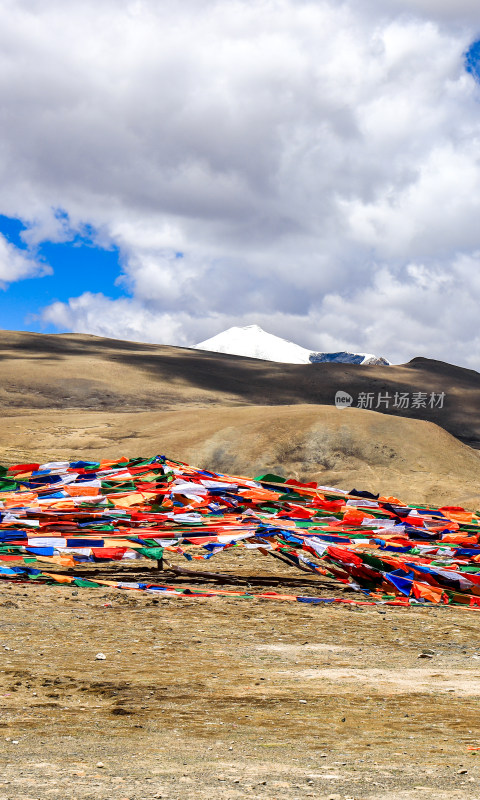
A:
[1,0,480,367]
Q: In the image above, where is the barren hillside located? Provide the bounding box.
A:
[0,330,478,446]
[0,330,479,506]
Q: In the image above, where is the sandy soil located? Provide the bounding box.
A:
[2,551,480,800]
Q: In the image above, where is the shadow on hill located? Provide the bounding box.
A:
[0,331,479,447]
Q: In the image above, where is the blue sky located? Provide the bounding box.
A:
[465,39,480,82]
[1,1,480,367]
[0,214,124,333]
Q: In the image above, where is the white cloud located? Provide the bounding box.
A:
[42,292,187,345]
[0,0,479,365]
[0,234,50,285]
[357,0,480,27]
[314,254,480,369]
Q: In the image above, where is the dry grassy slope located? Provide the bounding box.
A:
[0,330,479,446]
[0,330,479,506]
[1,404,479,508]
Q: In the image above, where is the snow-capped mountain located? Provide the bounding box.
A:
[194,325,390,365]
[195,325,312,363]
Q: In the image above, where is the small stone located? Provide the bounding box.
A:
[299,699,307,704]
[458,769,468,774]
[96,761,104,768]
[11,740,19,745]
[418,652,434,659]
[95,652,106,660]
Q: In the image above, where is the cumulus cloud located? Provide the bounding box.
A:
[0,0,480,365]
[0,234,50,285]
[314,255,480,368]
[42,292,187,345]
[357,0,480,27]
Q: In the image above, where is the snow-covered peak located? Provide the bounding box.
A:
[194,325,391,365]
[194,325,312,363]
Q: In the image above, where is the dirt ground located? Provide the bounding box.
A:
[2,550,480,800]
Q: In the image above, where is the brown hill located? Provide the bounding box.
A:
[0,330,479,506]
[1,403,479,508]
[0,330,478,445]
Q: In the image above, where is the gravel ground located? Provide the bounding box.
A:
[1,554,480,800]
